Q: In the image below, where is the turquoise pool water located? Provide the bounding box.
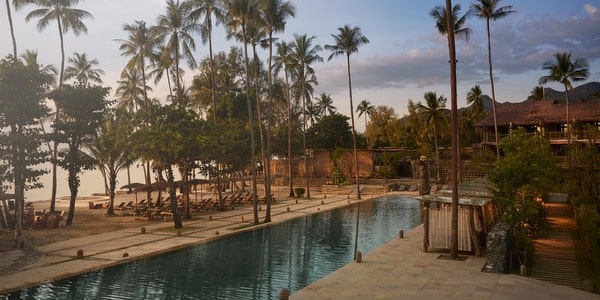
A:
[10,195,421,299]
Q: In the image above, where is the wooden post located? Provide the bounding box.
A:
[422,201,429,252]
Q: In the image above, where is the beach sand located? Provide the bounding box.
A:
[0,189,229,274]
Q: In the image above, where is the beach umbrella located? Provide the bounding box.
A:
[120,182,145,204]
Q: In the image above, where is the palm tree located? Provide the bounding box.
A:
[64,51,104,84]
[291,34,322,199]
[116,21,159,109]
[148,44,179,100]
[356,99,374,130]
[471,0,514,161]
[116,20,161,207]
[6,0,28,57]
[226,0,259,224]
[529,86,544,101]
[19,49,57,79]
[466,85,485,121]
[304,98,319,126]
[115,66,151,113]
[431,0,461,259]
[155,0,201,107]
[539,52,589,144]
[325,25,369,202]
[259,0,295,223]
[273,40,297,197]
[24,0,92,212]
[430,4,472,40]
[315,92,336,117]
[190,0,225,119]
[417,92,448,183]
[85,109,133,216]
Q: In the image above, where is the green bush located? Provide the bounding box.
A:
[294,187,305,198]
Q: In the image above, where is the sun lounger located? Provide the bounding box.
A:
[114,202,126,211]
[88,201,102,209]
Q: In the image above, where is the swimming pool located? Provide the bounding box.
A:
[10,195,421,299]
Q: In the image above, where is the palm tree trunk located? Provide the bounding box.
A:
[242,25,259,225]
[167,165,183,229]
[208,20,217,120]
[264,32,276,223]
[107,171,117,216]
[50,17,67,213]
[252,44,270,220]
[486,18,500,161]
[434,128,440,182]
[6,0,17,58]
[141,58,153,209]
[564,86,570,144]
[301,75,311,198]
[446,0,460,260]
[174,32,183,107]
[346,55,361,200]
[285,71,294,198]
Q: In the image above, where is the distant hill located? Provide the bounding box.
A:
[526,81,600,103]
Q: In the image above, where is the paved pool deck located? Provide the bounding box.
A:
[1,191,598,299]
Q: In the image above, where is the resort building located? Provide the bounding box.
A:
[476,100,600,156]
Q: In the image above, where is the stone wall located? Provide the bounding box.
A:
[483,221,512,274]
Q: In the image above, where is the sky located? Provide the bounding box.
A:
[2,0,600,200]
[2,0,600,132]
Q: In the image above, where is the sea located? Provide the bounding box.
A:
[8,162,153,203]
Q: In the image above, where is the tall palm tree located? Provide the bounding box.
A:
[356,99,374,130]
[430,4,472,40]
[417,92,448,182]
[259,0,295,223]
[471,0,514,161]
[116,20,159,109]
[539,52,589,144]
[431,0,461,259]
[64,51,104,84]
[325,25,369,201]
[291,34,322,199]
[115,66,151,113]
[315,92,336,117]
[226,0,260,224]
[273,40,297,197]
[466,85,485,121]
[155,0,201,107]
[116,20,160,207]
[190,0,225,119]
[24,0,92,212]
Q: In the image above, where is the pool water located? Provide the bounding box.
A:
[11,195,421,299]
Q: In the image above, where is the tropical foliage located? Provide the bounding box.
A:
[489,129,559,267]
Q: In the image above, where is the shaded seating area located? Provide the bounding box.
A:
[416,178,495,256]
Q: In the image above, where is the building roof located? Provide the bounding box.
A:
[476,100,600,127]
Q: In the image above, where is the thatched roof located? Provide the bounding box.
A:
[476,100,600,127]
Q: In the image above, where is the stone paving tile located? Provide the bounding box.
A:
[3,193,600,299]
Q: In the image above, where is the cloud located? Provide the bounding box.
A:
[584,3,599,17]
[315,4,600,96]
